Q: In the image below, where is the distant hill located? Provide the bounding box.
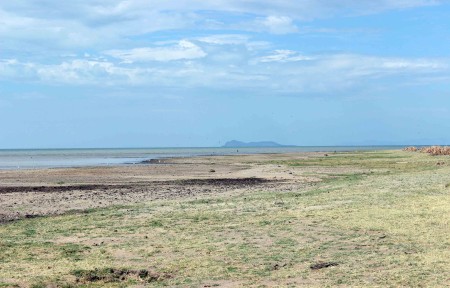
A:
[222,140,290,148]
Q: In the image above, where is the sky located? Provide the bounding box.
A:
[1,0,450,148]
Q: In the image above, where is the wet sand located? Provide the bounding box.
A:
[0,153,325,223]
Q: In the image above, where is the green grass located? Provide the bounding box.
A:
[270,150,439,173]
[0,150,449,287]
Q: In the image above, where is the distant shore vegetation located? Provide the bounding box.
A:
[404,145,450,156]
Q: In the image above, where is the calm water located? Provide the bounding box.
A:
[0,146,404,170]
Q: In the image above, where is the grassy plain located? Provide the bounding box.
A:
[0,150,449,287]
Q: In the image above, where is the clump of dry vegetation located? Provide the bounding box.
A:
[403,146,418,152]
[420,146,450,155]
[404,145,450,155]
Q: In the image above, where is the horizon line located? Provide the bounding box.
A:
[0,144,437,151]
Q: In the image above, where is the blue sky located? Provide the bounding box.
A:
[1,0,450,148]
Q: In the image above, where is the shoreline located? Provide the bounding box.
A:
[0,146,405,170]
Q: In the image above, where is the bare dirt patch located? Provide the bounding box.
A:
[0,153,326,223]
[73,267,173,284]
[0,178,285,223]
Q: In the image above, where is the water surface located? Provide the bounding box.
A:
[0,146,403,170]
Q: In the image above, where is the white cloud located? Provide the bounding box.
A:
[6,1,435,22]
[380,59,444,70]
[0,1,441,47]
[260,16,298,34]
[105,41,206,63]
[41,59,146,85]
[196,34,271,54]
[0,0,447,109]
[0,58,38,81]
[256,50,313,63]
[1,49,448,94]
[0,58,142,85]
[0,0,443,76]
[321,54,448,79]
[197,34,249,45]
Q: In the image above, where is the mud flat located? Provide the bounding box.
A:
[0,153,320,223]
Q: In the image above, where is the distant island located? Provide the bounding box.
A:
[222,140,291,148]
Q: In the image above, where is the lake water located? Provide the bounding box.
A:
[0,146,404,170]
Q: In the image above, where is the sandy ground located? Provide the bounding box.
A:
[0,153,327,223]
